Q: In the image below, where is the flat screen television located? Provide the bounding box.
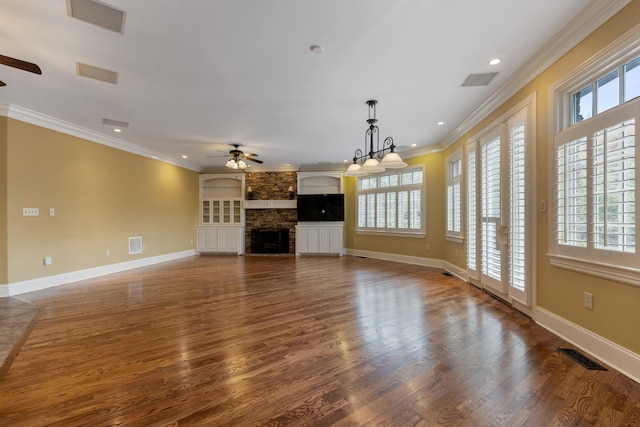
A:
[297,194,345,222]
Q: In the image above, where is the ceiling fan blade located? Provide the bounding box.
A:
[0,80,6,87]
[0,54,42,74]
[244,156,263,164]
[206,154,231,158]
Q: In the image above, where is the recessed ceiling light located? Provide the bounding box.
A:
[182,155,188,159]
[113,128,121,133]
[437,121,444,126]
[411,143,417,147]
[489,58,501,66]
[309,44,324,54]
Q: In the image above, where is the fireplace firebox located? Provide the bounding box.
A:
[251,229,289,254]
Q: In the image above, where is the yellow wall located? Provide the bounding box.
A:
[344,152,446,261]
[5,118,199,286]
[0,117,8,285]
[434,1,640,354]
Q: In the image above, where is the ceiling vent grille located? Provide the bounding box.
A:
[102,118,129,128]
[461,72,499,87]
[76,62,119,84]
[67,0,126,33]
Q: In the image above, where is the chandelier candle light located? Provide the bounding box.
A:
[343,100,407,177]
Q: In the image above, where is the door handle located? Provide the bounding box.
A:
[497,225,509,247]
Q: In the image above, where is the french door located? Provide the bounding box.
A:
[467,107,532,308]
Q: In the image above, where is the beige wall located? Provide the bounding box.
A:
[435,1,640,354]
[5,118,199,287]
[0,117,8,285]
[344,152,446,261]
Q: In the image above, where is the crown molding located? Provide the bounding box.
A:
[0,102,200,172]
[439,0,632,150]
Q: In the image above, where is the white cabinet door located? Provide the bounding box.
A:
[296,227,309,254]
[295,224,343,255]
[329,227,343,254]
[206,228,218,252]
[196,227,208,252]
[318,228,330,252]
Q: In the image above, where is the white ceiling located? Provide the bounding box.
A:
[0,0,614,171]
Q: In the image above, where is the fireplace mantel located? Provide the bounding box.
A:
[244,200,296,209]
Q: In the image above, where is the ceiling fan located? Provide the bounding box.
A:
[208,144,263,169]
[0,54,42,87]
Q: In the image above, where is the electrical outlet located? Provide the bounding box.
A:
[49,208,55,216]
[584,292,593,309]
[43,257,52,266]
[23,208,39,216]
[425,244,430,251]
[106,249,110,256]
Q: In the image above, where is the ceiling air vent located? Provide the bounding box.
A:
[76,62,119,84]
[67,0,126,33]
[461,72,499,87]
[102,118,129,128]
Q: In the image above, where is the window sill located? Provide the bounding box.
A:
[445,235,464,244]
[547,253,640,288]
[356,230,425,239]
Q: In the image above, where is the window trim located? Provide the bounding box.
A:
[548,25,640,286]
[446,149,464,243]
[355,166,426,236]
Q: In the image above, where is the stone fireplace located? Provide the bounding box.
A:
[244,172,297,254]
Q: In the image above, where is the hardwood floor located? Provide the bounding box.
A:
[1,255,639,426]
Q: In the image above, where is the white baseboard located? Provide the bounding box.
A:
[6,250,196,296]
[442,261,469,282]
[536,307,640,383]
[345,248,443,268]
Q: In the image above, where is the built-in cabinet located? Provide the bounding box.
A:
[295,172,344,256]
[196,226,244,253]
[195,171,344,256]
[196,174,245,254]
[295,223,344,255]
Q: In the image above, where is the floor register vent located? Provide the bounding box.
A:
[558,348,607,371]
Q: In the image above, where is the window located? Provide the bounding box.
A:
[572,56,640,125]
[357,168,424,234]
[446,151,463,241]
[555,111,637,265]
[551,42,640,285]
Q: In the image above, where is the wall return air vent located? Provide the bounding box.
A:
[128,236,142,255]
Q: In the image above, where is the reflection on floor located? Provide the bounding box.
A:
[0,297,39,380]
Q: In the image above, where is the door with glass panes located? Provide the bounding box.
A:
[467,107,531,308]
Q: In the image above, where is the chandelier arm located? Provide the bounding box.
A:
[382,137,396,153]
[352,148,365,164]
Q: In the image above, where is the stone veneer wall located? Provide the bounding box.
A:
[244,172,297,254]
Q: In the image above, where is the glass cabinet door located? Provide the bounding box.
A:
[222,200,231,223]
[202,200,211,224]
[201,198,242,225]
[233,200,241,223]
[212,200,220,223]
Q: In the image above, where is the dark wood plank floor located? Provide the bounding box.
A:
[1,255,639,426]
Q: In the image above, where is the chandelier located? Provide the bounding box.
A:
[343,100,407,177]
